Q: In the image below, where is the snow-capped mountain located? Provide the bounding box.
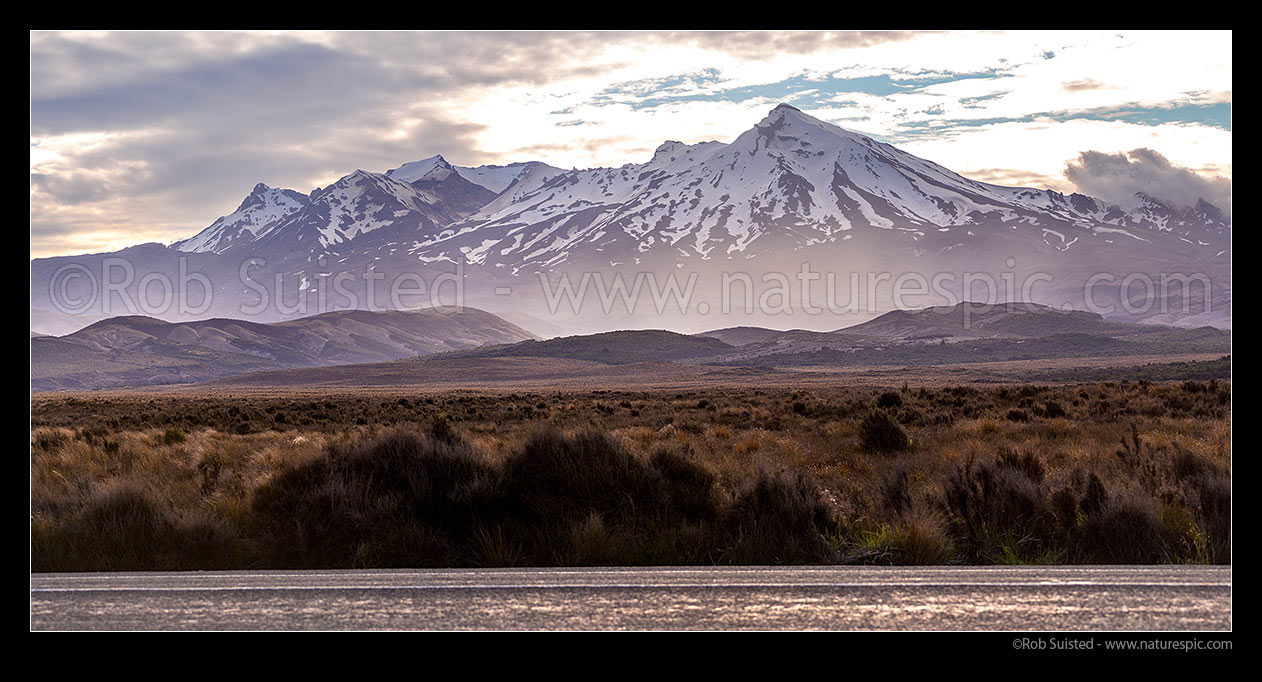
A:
[171,104,1230,271]
[400,157,500,224]
[245,169,459,255]
[385,155,451,184]
[175,157,560,261]
[392,104,1228,273]
[451,161,564,194]
[32,104,1230,332]
[1094,193,1230,242]
[386,155,563,194]
[174,183,309,254]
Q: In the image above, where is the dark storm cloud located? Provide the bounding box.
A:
[31,40,419,135]
[1065,148,1232,217]
[30,172,111,205]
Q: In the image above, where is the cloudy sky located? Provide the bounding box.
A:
[30,30,1232,258]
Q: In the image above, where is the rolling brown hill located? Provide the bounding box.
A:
[31,307,536,390]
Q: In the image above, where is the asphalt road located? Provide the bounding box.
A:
[31,565,1231,631]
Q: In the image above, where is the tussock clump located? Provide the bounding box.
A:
[1074,492,1169,563]
[1049,468,1108,532]
[32,428,72,452]
[996,447,1046,483]
[569,513,615,565]
[894,509,953,565]
[504,428,666,526]
[649,444,720,522]
[859,410,911,454]
[196,450,226,494]
[723,470,834,564]
[1170,448,1221,482]
[33,481,236,572]
[501,429,723,564]
[162,426,186,445]
[943,458,1055,562]
[881,469,912,517]
[1183,471,1231,563]
[66,483,173,569]
[876,391,903,409]
[1043,401,1067,419]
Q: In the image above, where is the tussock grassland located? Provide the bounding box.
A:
[31,380,1230,570]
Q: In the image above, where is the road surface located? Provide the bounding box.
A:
[31,565,1230,631]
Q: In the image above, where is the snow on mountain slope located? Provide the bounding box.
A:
[386,155,450,184]
[387,155,564,195]
[1094,193,1230,242]
[452,161,564,194]
[169,104,1229,273]
[247,170,453,254]
[173,156,559,261]
[390,104,1228,272]
[174,183,309,254]
[404,158,499,224]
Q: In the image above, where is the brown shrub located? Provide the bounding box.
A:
[722,470,834,564]
[859,410,911,454]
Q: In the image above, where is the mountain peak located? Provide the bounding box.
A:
[759,101,863,138]
[420,154,455,172]
[1193,197,1228,221]
[420,155,457,180]
[234,182,275,209]
[343,169,378,183]
[309,169,393,202]
[385,155,457,184]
